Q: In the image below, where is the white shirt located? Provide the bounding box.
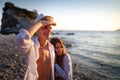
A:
[55,53,73,80]
[16,29,55,80]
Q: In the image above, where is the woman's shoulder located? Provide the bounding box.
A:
[64,53,71,59]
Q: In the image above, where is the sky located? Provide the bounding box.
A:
[0,0,120,31]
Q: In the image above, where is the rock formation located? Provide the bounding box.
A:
[0,2,38,34]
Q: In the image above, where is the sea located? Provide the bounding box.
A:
[52,30,120,80]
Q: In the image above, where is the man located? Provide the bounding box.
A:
[16,14,56,80]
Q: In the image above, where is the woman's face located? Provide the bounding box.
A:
[55,42,63,56]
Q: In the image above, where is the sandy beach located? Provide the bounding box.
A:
[0,34,91,80]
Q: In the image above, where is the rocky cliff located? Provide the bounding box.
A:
[0,2,38,34]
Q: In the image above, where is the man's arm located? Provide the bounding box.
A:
[27,20,56,37]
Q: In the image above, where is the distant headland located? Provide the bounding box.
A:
[0,2,38,34]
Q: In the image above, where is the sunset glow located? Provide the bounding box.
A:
[0,0,120,31]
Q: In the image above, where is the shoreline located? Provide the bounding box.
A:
[0,34,115,80]
[0,34,83,80]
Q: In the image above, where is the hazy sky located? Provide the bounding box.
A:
[0,0,120,31]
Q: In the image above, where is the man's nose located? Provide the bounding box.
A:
[46,27,52,33]
[47,26,52,31]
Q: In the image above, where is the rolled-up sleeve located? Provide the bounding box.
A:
[16,29,34,54]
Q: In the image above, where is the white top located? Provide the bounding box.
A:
[55,53,73,80]
[16,29,55,80]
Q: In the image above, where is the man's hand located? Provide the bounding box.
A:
[40,20,56,28]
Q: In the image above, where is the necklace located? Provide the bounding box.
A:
[40,42,48,48]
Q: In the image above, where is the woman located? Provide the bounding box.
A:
[50,37,73,80]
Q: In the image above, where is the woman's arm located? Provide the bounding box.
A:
[55,54,72,80]
[55,63,68,80]
[63,54,72,80]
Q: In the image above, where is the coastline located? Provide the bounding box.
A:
[0,34,84,80]
[0,34,115,80]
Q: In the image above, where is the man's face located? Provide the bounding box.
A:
[38,25,53,40]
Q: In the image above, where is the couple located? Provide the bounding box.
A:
[16,14,72,80]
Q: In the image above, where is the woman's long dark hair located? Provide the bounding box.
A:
[50,37,66,54]
[50,37,67,67]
